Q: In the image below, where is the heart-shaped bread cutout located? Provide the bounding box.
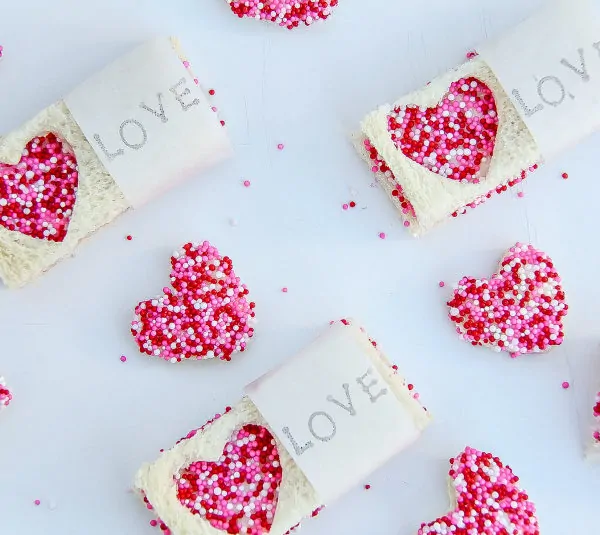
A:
[418,446,539,535]
[448,243,567,357]
[226,0,338,30]
[131,241,256,363]
[0,376,12,410]
[176,424,282,534]
[0,133,78,241]
[388,77,498,184]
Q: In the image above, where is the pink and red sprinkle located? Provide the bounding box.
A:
[418,446,539,535]
[131,241,256,363]
[448,243,568,357]
[0,133,78,242]
[0,376,12,410]
[226,0,339,30]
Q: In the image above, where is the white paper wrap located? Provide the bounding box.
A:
[65,38,232,208]
[479,0,600,160]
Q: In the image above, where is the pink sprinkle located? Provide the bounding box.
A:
[439,281,445,288]
[193,78,199,85]
[466,50,478,59]
[378,232,386,239]
[403,220,410,227]
[0,45,3,58]
[562,381,570,389]
[183,61,190,68]
[277,143,285,150]
[517,191,525,198]
[211,106,218,112]
[150,520,158,527]
[364,484,371,490]
[281,287,288,293]
[342,203,349,210]
[34,500,41,506]
[120,355,127,363]
[243,180,251,187]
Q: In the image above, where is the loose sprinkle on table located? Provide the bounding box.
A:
[342,203,349,210]
[364,484,371,490]
[562,381,570,389]
[220,120,226,127]
[439,281,445,288]
[126,235,133,241]
[277,143,285,150]
[517,191,525,198]
[281,287,288,293]
[243,180,251,187]
[378,232,386,239]
[562,172,569,179]
[209,89,216,96]
[120,355,127,363]
[349,201,356,208]
[34,500,41,506]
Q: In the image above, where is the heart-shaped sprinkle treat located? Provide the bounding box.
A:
[388,77,498,184]
[418,446,539,535]
[0,376,12,410]
[226,0,338,30]
[0,133,78,241]
[176,424,282,535]
[131,241,256,363]
[448,243,567,357]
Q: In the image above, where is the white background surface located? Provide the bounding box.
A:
[0,1,599,534]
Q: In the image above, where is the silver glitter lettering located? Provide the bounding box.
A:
[308,411,337,442]
[537,76,566,107]
[119,119,148,150]
[356,368,388,403]
[93,134,124,161]
[140,93,168,123]
[512,89,543,117]
[560,48,589,82]
[170,77,200,111]
[326,383,356,416]
[282,426,313,456]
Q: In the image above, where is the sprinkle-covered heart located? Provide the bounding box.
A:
[418,446,539,535]
[225,0,338,30]
[448,243,567,357]
[388,77,498,184]
[0,133,78,241]
[131,241,256,363]
[0,376,12,410]
[176,424,282,535]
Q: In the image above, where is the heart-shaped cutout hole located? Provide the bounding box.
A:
[131,241,256,363]
[448,243,567,357]
[388,77,498,184]
[0,133,79,241]
[176,424,282,534]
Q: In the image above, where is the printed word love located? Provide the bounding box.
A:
[281,368,387,455]
[93,77,200,160]
[512,43,600,115]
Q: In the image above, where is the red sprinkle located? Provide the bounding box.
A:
[349,201,356,208]
[439,281,445,288]
[220,120,226,126]
[364,484,371,490]
[562,172,569,179]
[126,235,133,241]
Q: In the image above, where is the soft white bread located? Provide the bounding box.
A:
[355,58,541,236]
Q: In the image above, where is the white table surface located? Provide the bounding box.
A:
[1,0,599,533]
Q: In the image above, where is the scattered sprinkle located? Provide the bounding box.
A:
[349,201,356,208]
[277,144,285,150]
[126,235,133,241]
[562,381,570,389]
[364,484,371,490]
[208,89,216,96]
[0,45,3,58]
[378,232,386,240]
[120,355,127,363]
[342,203,349,210]
[403,220,410,227]
[517,191,525,198]
[281,287,288,293]
[438,281,445,288]
[243,180,251,187]
[466,50,478,59]
[34,500,41,506]
[562,172,569,179]
[220,120,226,127]
[211,106,218,112]
[150,520,158,527]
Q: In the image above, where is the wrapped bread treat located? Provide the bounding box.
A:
[586,390,600,461]
[0,38,231,287]
[355,1,600,235]
[135,319,430,534]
